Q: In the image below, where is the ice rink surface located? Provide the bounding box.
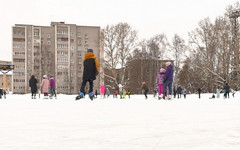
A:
[0,93,240,150]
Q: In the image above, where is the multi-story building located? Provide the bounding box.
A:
[12,22,103,94]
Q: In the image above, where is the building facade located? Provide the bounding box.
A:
[12,22,103,94]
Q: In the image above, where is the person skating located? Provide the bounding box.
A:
[0,88,3,99]
[216,88,222,98]
[119,84,123,99]
[223,83,230,99]
[127,90,131,99]
[177,86,183,99]
[183,88,187,99]
[41,75,50,99]
[114,90,118,98]
[231,88,236,98]
[76,49,99,100]
[106,88,110,98]
[29,74,38,99]
[159,62,174,100]
[142,81,149,99]
[49,75,57,99]
[156,68,165,100]
[197,88,201,99]
[100,84,105,99]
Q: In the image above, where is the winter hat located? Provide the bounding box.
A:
[50,75,53,78]
[43,75,47,78]
[160,68,165,72]
[87,49,93,53]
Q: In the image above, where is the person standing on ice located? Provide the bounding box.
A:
[142,81,149,99]
[177,85,183,99]
[119,84,123,99]
[76,49,99,100]
[197,88,201,99]
[216,88,221,98]
[49,75,57,99]
[29,74,38,99]
[223,83,230,99]
[159,62,174,100]
[100,84,105,99]
[106,87,110,98]
[41,75,50,99]
[156,68,165,100]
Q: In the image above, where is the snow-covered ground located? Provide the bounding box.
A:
[0,93,240,150]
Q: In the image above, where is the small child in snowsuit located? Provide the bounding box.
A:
[156,68,165,100]
[49,75,57,99]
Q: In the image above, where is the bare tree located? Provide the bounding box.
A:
[104,22,138,88]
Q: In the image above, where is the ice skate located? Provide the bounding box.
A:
[89,92,94,100]
[76,92,84,100]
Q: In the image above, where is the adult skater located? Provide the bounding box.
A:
[142,81,149,99]
[41,75,50,99]
[119,84,123,99]
[29,74,38,99]
[76,49,99,100]
[156,68,165,100]
[223,83,230,99]
[159,62,174,100]
[49,75,57,99]
[197,88,201,99]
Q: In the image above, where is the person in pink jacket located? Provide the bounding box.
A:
[156,68,166,100]
[41,75,50,99]
[100,84,105,99]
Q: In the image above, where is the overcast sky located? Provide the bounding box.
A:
[0,0,238,61]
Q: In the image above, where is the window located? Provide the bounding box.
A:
[13,72,25,76]
[57,30,68,35]
[47,34,51,38]
[78,33,81,38]
[57,51,68,55]
[13,45,25,49]
[71,59,74,63]
[78,40,81,44]
[78,46,81,51]
[34,32,39,36]
[71,46,74,50]
[47,41,51,45]
[57,65,68,69]
[85,34,88,38]
[41,41,44,44]
[57,44,68,49]
[71,32,74,36]
[78,53,81,57]
[57,58,68,62]
[85,41,88,45]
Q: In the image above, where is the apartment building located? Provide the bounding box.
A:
[12,22,103,94]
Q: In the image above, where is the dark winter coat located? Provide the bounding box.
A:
[29,75,38,93]
[142,84,149,91]
[83,52,99,81]
[164,64,174,83]
[177,87,182,94]
[224,85,230,93]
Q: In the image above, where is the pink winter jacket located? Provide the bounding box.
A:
[100,85,105,94]
[41,79,50,93]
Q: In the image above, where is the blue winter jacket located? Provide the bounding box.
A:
[164,64,174,82]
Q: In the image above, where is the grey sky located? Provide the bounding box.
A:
[0,0,238,61]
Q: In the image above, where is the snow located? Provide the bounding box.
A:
[0,93,240,150]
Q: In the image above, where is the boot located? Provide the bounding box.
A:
[168,95,172,100]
